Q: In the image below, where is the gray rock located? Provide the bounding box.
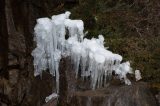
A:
[43,98,57,106]
[9,69,19,85]
[8,53,18,66]
[69,82,157,106]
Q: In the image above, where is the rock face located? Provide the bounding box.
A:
[69,82,158,106]
[156,92,160,105]
[58,57,89,106]
[0,0,159,106]
[0,0,8,77]
[43,98,57,106]
[0,0,58,105]
[43,57,158,106]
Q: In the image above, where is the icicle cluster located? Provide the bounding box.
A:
[32,11,133,92]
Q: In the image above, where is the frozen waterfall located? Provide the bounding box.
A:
[32,11,133,93]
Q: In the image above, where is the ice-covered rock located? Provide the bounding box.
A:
[32,11,133,92]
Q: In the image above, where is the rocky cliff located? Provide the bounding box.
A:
[0,0,159,106]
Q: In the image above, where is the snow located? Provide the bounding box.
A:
[32,11,134,92]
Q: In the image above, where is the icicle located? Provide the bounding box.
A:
[32,17,53,76]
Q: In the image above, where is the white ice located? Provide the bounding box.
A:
[45,93,58,103]
[32,11,134,92]
[135,70,142,81]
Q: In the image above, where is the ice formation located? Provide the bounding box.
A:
[135,70,142,81]
[45,93,58,103]
[32,11,133,92]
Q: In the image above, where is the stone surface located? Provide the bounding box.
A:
[0,0,8,77]
[0,0,159,106]
[58,58,69,106]
[69,82,157,106]
[43,98,57,106]
[9,69,19,85]
[43,80,158,106]
[8,53,18,66]
[156,92,160,105]
[0,0,58,105]
[58,57,92,106]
